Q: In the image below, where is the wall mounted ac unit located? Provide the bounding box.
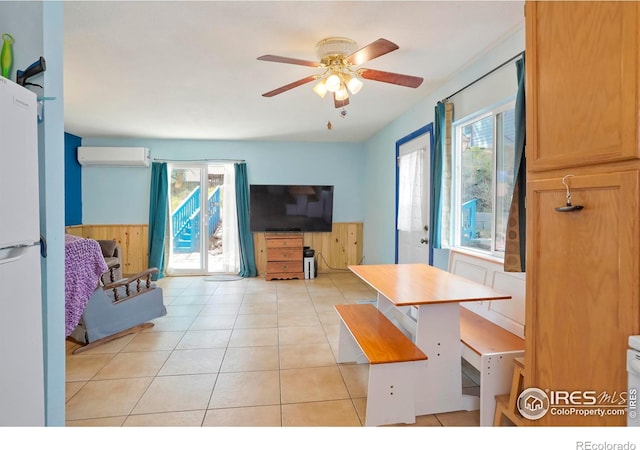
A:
[77,147,151,167]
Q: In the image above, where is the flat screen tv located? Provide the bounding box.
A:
[250,184,334,232]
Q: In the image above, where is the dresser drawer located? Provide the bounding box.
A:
[267,261,303,273]
[267,248,302,261]
[266,237,303,249]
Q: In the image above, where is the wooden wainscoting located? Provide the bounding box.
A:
[65,224,149,276]
[253,222,363,276]
[66,221,363,278]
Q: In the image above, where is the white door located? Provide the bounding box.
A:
[396,126,432,264]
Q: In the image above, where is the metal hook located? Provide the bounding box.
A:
[562,174,573,203]
[555,174,584,212]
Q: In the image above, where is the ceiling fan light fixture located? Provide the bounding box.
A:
[345,74,363,95]
[335,84,349,101]
[316,37,358,61]
[313,79,328,98]
[325,73,342,92]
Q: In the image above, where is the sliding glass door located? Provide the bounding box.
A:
[166,162,239,275]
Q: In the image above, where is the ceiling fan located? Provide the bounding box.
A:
[257,37,424,109]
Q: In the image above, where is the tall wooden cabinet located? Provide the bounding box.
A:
[525,1,640,426]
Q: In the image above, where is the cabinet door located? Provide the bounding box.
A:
[525,170,640,426]
[526,1,640,171]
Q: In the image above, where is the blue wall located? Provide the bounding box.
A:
[40,2,66,425]
[64,132,82,226]
[79,138,366,225]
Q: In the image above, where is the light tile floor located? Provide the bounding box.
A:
[65,272,480,427]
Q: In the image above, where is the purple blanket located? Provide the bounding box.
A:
[65,235,108,336]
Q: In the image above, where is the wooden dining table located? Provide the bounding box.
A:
[348,263,512,416]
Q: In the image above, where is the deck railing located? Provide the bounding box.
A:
[461,198,477,245]
[171,186,222,253]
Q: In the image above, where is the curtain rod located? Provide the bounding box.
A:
[153,158,245,163]
[442,51,525,103]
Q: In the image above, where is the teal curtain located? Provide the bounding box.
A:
[504,56,526,272]
[430,101,445,249]
[515,57,526,268]
[148,162,168,280]
[235,162,257,277]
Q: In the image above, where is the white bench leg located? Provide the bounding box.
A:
[336,319,368,364]
[365,361,417,427]
[478,351,525,426]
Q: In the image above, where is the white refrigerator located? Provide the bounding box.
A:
[0,76,45,425]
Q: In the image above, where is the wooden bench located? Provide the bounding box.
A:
[387,303,525,425]
[445,248,526,426]
[459,303,525,426]
[334,303,428,427]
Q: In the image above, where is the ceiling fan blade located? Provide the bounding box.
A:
[346,38,399,66]
[257,54,323,68]
[261,75,318,97]
[334,93,349,109]
[359,68,424,88]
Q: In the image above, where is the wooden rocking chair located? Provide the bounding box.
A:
[69,267,166,354]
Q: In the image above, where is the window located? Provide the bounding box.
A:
[452,98,516,257]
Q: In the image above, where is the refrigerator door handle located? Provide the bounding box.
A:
[0,245,33,265]
[39,234,46,258]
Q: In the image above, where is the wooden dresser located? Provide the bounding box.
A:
[265,233,304,281]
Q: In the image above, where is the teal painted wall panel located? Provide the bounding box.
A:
[64,132,82,226]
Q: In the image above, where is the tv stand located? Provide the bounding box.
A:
[264,233,304,281]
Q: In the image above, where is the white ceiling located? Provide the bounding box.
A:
[62,1,524,143]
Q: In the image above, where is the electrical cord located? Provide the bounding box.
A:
[315,252,365,271]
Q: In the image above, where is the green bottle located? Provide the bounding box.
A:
[1,33,15,79]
